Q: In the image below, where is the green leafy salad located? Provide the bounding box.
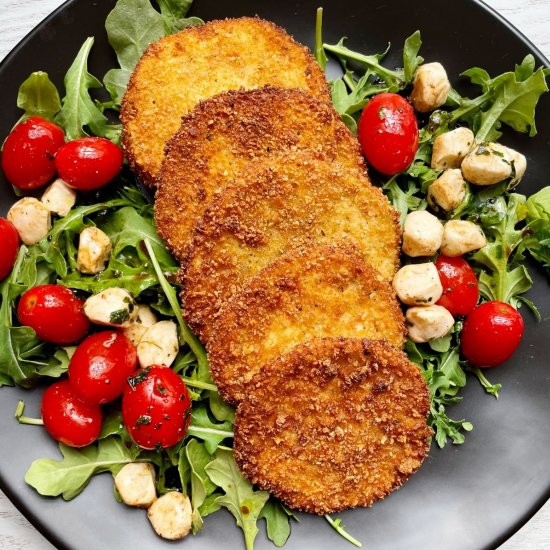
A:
[1,1,550,549]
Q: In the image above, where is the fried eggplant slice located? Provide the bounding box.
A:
[155,86,366,260]
[181,153,400,342]
[207,242,405,404]
[121,18,330,186]
[234,337,432,514]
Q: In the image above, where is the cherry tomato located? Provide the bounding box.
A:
[69,331,138,405]
[0,217,19,280]
[17,284,89,344]
[357,93,419,175]
[122,366,192,450]
[435,255,479,317]
[41,379,102,447]
[461,301,524,368]
[55,137,123,191]
[1,116,65,189]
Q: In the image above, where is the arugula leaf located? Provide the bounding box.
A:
[99,410,127,439]
[205,449,270,550]
[42,198,134,279]
[156,0,192,20]
[56,37,121,141]
[406,340,473,447]
[524,186,550,276]
[25,437,140,500]
[468,193,532,306]
[209,390,236,423]
[186,405,233,454]
[454,55,549,141]
[469,367,502,397]
[199,492,223,517]
[321,27,423,134]
[383,176,425,226]
[104,0,202,105]
[34,347,75,378]
[259,499,292,547]
[104,0,165,106]
[16,72,61,122]
[324,515,362,547]
[144,238,208,372]
[0,247,47,387]
[156,0,203,33]
[324,38,404,90]
[64,206,178,295]
[403,31,423,84]
[314,7,327,71]
[526,186,550,222]
[185,438,218,533]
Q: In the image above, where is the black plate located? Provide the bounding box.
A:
[1,1,549,549]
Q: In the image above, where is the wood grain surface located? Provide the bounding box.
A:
[0,1,549,549]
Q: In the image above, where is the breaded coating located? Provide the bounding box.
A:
[207,242,406,405]
[155,86,366,260]
[121,18,330,186]
[181,153,400,342]
[234,337,432,514]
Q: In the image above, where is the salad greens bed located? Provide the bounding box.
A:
[1,0,550,548]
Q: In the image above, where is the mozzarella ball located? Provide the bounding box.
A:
[428,169,467,212]
[402,210,444,257]
[461,142,526,186]
[411,62,451,113]
[147,491,192,540]
[441,220,487,257]
[83,287,138,327]
[77,227,112,274]
[431,127,474,170]
[40,178,76,217]
[137,320,179,368]
[392,263,443,306]
[406,305,455,343]
[115,463,157,508]
[507,148,527,187]
[122,304,158,346]
[7,197,51,245]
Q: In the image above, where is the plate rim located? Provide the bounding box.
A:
[0,1,549,549]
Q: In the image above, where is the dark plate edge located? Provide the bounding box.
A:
[472,0,550,547]
[475,0,550,67]
[0,0,74,73]
[0,1,548,549]
[0,4,85,548]
[0,471,69,550]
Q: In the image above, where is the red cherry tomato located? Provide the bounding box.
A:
[17,284,89,344]
[1,116,65,189]
[357,93,419,175]
[461,301,524,368]
[435,255,479,317]
[41,379,102,447]
[55,137,123,191]
[0,218,19,280]
[69,331,138,405]
[122,366,192,450]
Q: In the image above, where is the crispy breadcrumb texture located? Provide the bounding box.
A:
[181,152,400,342]
[234,337,432,514]
[154,85,368,261]
[207,242,405,405]
[121,18,331,186]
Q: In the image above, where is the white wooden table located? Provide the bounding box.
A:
[1,0,549,549]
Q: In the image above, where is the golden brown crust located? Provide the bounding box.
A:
[154,85,368,261]
[207,241,406,405]
[180,152,400,342]
[233,337,432,514]
[121,17,331,186]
